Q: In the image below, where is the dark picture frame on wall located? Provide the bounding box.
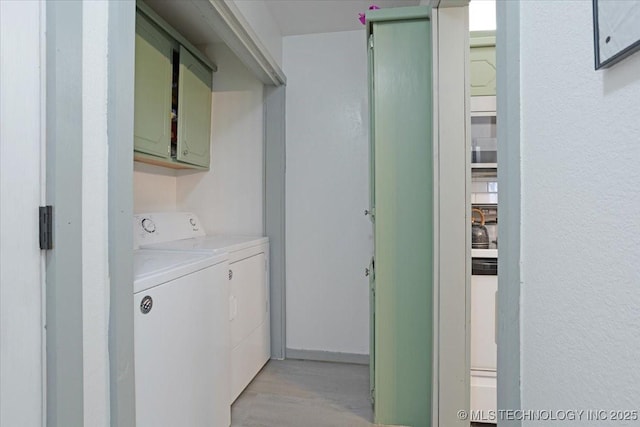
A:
[593,0,640,69]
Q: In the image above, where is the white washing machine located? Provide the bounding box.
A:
[134,212,270,403]
[133,249,230,427]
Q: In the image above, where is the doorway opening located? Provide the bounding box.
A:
[468,1,500,425]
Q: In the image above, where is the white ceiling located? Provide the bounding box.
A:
[264,0,420,36]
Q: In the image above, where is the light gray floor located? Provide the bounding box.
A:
[231,359,376,427]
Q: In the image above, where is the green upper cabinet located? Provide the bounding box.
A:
[176,46,212,168]
[470,31,496,97]
[134,5,215,170]
[134,13,173,159]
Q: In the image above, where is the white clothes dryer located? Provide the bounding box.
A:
[133,249,230,427]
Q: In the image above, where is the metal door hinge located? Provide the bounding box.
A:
[365,207,375,222]
[368,34,374,49]
[39,206,53,250]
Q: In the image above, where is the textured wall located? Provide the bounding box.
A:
[177,43,264,236]
[133,163,177,213]
[519,1,640,422]
[284,30,371,355]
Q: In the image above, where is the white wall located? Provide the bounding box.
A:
[284,30,371,355]
[81,1,111,425]
[519,1,640,421]
[133,163,177,213]
[0,1,45,425]
[177,43,264,235]
[230,0,283,69]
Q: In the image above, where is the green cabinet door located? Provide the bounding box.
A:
[177,46,212,168]
[368,6,434,427]
[134,13,173,159]
[470,31,496,96]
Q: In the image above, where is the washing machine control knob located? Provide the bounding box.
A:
[140,296,153,314]
[141,218,156,233]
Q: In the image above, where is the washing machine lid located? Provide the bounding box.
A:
[142,235,268,253]
[134,249,228,293]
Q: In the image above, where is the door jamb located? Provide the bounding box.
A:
[496,2,522,425]
[431,5,472,426]
[264,84,287,359]
[107,1,136,426]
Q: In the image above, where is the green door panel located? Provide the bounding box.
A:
[134,13,173,159]
[367,33,377,406]
[368,7,433,427]
[177,46,212,168]
[367,33,376,222]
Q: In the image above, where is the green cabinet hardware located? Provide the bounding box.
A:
[470,31,496,97]
[134,8,213,170]
[367,6,434,427]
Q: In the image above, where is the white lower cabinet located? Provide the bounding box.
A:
[470,273,497,415]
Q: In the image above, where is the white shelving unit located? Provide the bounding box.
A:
[472,162,497,169]
[470,94,498,418]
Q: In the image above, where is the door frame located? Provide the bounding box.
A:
[107,1,137,426]
[495,2,522,425]
[47,2,137,425]
[45,2,86,424]
[431,2,523,426]
[430,5,472,426]
[264,84,287,359]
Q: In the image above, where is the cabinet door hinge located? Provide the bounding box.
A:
[365,208,375,222]
[39,206,53,250]
[368,34,374,49]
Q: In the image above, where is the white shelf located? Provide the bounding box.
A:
[472,249,498,258]
[471,163,497,169]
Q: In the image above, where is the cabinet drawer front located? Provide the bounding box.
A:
[177,46,212,168]
[134,13,173,159]
[470,45,496,97]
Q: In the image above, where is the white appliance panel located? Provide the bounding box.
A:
[133,249,227,293]
[470,274,497,370]
[133,211,205,248]
[230,253,267,348]
[134,264,230,427]
[144,234,268,255]
[231,320,270,402]
[470,369,497,416]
